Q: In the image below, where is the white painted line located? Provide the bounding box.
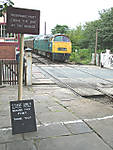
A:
[84,115,113,122]
[63,120,83,124]
[0,127,12,131]
[0,115,113,131]
[42,115,113,126]
[43,121,64,127]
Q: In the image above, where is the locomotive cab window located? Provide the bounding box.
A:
[54,36,70,42]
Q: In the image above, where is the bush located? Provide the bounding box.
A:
[70,49,91,64]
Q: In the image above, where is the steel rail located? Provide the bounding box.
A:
[32,55,48,65]
[66,65,113,100]
[68,65,113,84]
[37,65,83,97]
[38,65,113,101]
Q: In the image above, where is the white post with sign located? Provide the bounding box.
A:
[25,48,32,86]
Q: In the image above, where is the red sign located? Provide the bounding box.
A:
[6,7,40,35]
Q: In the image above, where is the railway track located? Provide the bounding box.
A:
[67,65,113,99]
[36,65,82,97]
[32,54,50,65]
[32,53,72,65]
[36,65,113,106]
[32,53,113,104]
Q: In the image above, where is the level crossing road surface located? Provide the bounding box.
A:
[0,64,113,150]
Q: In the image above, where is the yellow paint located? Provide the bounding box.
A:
[52,42,72,54]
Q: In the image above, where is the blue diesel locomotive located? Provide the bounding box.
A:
[24,34,72,61]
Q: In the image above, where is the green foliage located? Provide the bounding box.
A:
[97,49,105,54]
[0,0,14,16]
[67,25,84,50]
[99,8,113,50]
[51,24,69,34]
[82,20,101,49]
[69,7,113,53]
[0,5,3,17]
[82,7,113,51]
[70,49,91,64]
[51,7,113,64]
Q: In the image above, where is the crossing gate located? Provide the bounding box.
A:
[0,60,19,85]
[0,60,26,85]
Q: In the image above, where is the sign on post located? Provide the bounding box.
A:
[6,6,40,35]
[6,7,40,134]
[10,99,37,134]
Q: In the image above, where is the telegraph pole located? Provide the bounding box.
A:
[94,29,101,65]
[44,21,46,35]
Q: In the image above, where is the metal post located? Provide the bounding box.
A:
[18,34,24,100]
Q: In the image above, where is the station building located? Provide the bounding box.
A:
[0,14,20,60]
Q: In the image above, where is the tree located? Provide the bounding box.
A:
[81,7,113,51]
[0,0,14,16]
[67,25,84,51]
[51,24,69,34]
[81,20,101,51]
[99,8,113,50]
[51,7,113,51]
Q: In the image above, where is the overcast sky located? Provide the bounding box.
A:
[11,0,113,34]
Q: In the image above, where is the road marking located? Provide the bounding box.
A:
[42,115,113,126]
[84,115,113,122]
[43,120,83,127]
[0,115,113,131]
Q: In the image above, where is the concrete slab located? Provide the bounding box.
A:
[74,88,103,96]
[47,105,67,112]
[64,121,92,134]
[97,83,113,88]
[0,128,23,143]
[0,64,113,150]
[7,140,37,150]
[35,103,50,115]
[32,79,55,85]
[24,124,71,140]
[86,118,113,148]
[37,133,112,150]
[50,88,78,100]
[38,124,71,139]
[0,116,11,128]
[0,144,6,150]
[37,111,78,124]
[59,98,113,119]
[33,94,57,104]
[31,85,61,95]
[99,87,113,95]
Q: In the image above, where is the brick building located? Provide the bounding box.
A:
[0,14,20,60]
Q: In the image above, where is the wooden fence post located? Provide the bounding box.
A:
[18,34,24,100]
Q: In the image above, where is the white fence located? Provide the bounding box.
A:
[91,49,113,69]
[100,50,113,68]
